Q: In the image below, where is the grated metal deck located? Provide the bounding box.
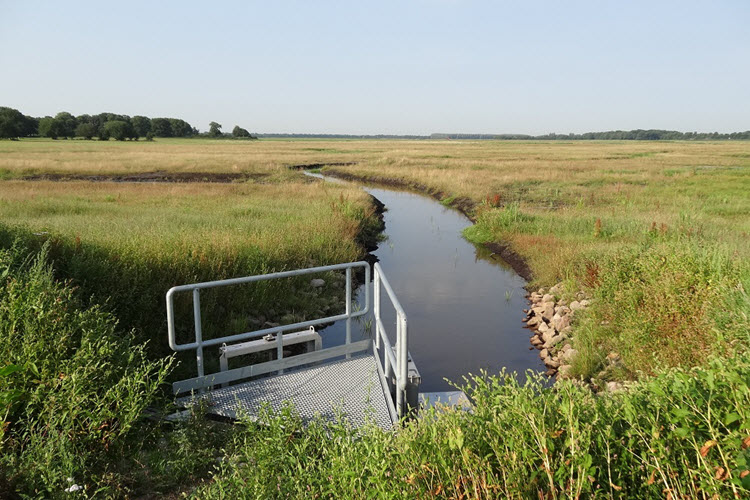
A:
[177,353,396,429]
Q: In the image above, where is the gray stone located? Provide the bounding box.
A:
[560,343,572,353]
[544,334,564,349]
[310,278,326,288]
[553,314,571,332]
[542,294,555,303]
[544,357,560,369]
[526,316,541,328]
[562,348,578,363]
[569,300,582,311]
[541,328,557,344]
[606,352,622,366]
[579,299,591,307]
[530,336,543,347]
[539,348,549,359]
[541,302,555,323]
[557,364,573,378]
[606,381,624,393]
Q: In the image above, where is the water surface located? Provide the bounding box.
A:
[311,173,544,391]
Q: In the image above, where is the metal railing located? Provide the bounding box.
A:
[372,262,409,418]
[167,261,370,395]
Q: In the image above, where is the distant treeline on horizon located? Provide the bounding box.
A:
[2,106,748,141]
[258,130,750,140]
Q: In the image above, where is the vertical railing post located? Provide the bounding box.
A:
[374,267,380,350]
[399,313,408,417]
[395,311,403,418]
[276,327,284,375]
[192,289,204,379]
[345,267,352,359]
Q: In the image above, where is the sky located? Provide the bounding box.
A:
[1,0,748,135]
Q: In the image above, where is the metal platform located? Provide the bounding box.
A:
[178,353,396,429]
[167,261,418,429]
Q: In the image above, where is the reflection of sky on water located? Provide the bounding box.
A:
[318,181,544,391]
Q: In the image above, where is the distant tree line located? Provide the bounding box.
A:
[0,106,198,140]
[257,130,750,140]
[2,106,747,141]
[0,106,258,142]
[431,130,750,140]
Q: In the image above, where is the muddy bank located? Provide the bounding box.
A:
[287,162,358,170]
[321,169,533,282]
[21,171,265,183]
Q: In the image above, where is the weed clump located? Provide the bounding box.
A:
[0,242,171,495]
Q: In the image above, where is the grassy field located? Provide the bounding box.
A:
[1,137,748,375]
[1,138,748,496]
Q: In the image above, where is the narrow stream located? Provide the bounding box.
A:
[309,172,544,392]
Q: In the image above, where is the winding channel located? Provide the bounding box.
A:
[309,172,544,392]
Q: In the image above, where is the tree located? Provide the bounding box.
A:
[103,120,134,141]
[169,118,193,137]
[74,122,97,140]
[53,112,78,139]
[38,116,59,139]
[150,118,173,137]
[0,107,26,139]
[131,116,151,138]
[208,121,222,137]
[232,125,253,138]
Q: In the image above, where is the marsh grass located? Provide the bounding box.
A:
[0,178,380,380]
[321,140,750,378]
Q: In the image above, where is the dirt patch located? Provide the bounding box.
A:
[21,171,266,183]
[287,162,358,170]
[322,169,534,281]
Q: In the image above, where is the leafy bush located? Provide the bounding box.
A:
[0,241,172,495]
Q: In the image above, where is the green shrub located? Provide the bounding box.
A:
[0,241,172,495]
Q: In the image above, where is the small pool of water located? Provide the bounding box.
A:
[309,173,544,391]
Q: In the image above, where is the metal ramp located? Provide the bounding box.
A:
[166,261,415,429]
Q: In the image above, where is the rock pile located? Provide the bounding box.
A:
[523,283,591,380]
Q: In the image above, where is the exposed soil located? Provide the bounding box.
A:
[317,169,534,282]
[287,162,358,170]
[21,171,266,183]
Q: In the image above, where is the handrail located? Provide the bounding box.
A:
[167,261,370,388]
[373,262,408,418]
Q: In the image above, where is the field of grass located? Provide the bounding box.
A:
[1,138,748,496]
[322,140,750,378]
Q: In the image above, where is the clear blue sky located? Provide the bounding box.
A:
[1,1,748,135]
